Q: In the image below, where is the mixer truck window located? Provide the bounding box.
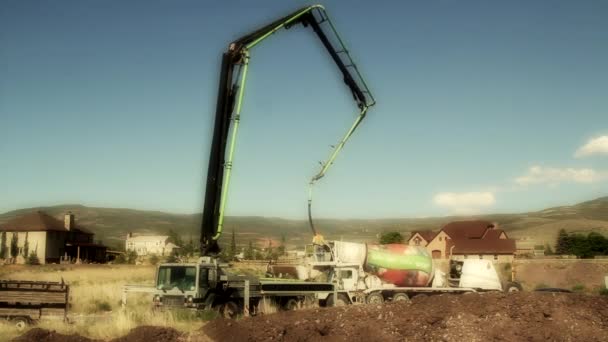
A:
[339,270,353,279]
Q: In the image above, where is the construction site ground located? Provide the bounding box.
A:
[12,291,608,342]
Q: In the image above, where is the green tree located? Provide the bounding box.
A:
[166,229,183,247]
[379,232,403,244]
[229,229,237,260]
[277,234,286,256]
[148,254,160,265]
[26,252,40,265]
[544,244,554,255]
[10,233,18,261]
[0,232,7,259]
[166,249,178,263]
[587,232,608,257]
[555,229,571,255]
[22,232,29,258]
[126,250,138,264]
[244,241,254,260]
[266,239,273,260]
[181,235,196,257]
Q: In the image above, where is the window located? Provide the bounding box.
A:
[439,237,442,241]
[413,237,421,246]
[494,255,498,260]
[157,266,197,291]
[198,267,209,288]
[479,255,483,260]
[464,255,468,259]
[339,270,353,279]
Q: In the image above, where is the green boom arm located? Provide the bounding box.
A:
[200,5,375,255]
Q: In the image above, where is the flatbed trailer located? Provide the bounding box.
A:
[0,280,69,329]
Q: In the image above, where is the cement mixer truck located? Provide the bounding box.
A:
[268,241,522,305]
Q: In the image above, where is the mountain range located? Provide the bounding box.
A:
[1,196,607,250]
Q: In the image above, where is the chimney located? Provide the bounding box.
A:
[64,212,75,231]
[127,232,132,239]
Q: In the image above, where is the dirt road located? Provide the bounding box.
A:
[14,292,608,342]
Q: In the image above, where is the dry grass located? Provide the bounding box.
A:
[0,264,207,341]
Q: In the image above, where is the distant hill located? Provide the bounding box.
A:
[1,197,607,250]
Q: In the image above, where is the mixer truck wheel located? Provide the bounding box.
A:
[505,281,523,293]
[326,293,349,307]
[366,292,384,304]
[392,293,410,302]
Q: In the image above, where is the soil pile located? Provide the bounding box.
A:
[203,292,608,342]
[12,328,99,342]
[110,326,183,342]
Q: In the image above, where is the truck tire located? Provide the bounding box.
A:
[283,298,299,311]
[504,281,523,293]
[220,301,239,319]
[392,293,410,302]
[366,292,384,304]
[12,317,29,331]
[326,293,349,307]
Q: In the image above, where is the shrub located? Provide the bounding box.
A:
[114,254,126,264]
[148,254,159,265]
[571,284,585,292]
[26,252,40,265]
[94,300,112,312]
[599,287,608,296]
[379,232,403,244]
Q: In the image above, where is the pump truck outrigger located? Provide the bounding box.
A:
[152,5,375,316]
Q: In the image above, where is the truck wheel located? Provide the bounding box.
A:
[505,282,523,293]
[392,293,410,302]
[326,293,349,307]
[12,317,29,331]
[283,298,299,311]
[220,301,239,319]
[366,292,384,304]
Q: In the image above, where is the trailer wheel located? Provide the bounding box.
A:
[12,317,29,331]
[326,293,349,307]
[366,292,384,304]
[220,301,239,319]
[392,293,410,302]
[505,282,523,293]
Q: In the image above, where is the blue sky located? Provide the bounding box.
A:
[1,0,607,218]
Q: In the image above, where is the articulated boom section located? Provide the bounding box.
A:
[200,5,376,255]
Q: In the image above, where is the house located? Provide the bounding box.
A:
[407,220,516,262]
[0,211,107,264]
[125,233,179,256]
[408,230,437,247]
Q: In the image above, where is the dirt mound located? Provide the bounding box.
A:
[12,328,100,342]
[202,292,608,342]
[110,326,183,342]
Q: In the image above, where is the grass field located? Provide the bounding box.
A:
[0,264,208,341]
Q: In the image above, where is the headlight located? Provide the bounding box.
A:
[187,296,193,303]
[153,295,161,303]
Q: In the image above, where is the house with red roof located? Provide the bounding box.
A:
[0,211,106,264]
[407,220,516,262]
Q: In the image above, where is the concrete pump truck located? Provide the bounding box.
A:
[151,5,376,317]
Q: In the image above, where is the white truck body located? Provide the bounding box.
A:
[296,241,519,304]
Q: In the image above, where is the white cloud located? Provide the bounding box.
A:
[575,136,608,158]
[515,166,605,185]
[433,191,496,214]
